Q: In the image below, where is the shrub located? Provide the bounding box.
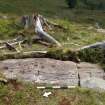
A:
[66,0,105,10]
[46,48,79,62]
[78,48,105,70]
[79,0,105,10]
[0,19,21,39]
[66,0,77,8]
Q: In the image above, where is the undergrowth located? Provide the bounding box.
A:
[0,19,21,39]
[78,48,105,70]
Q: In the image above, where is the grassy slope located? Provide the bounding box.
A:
[0,17,105,51]
[0,82,105,105]
[0,0,105,23]
[0,1,105,105]
[0,0,105,49]
[0,0,65,16]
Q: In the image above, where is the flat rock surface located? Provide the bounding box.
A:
[77,62,105,79]
[81,77,105,90]
[0,58,104,86]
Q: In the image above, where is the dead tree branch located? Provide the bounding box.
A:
[78,41,105,51]
[33,15,61,47]
[0,40,24,49]
[39,15,67,30]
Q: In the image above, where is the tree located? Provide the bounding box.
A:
[66,0,77,8]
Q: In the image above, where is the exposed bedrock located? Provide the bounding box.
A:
[0,58,105,89]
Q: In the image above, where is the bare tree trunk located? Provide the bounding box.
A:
[34,15,61,47]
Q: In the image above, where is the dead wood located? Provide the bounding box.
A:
[36,40,52,46]
[0,40,24,49]
[1,50,47,60]
[5,42,17,51]
[33,15,62,47]
[38,15,67,30]
[78,41,105,51]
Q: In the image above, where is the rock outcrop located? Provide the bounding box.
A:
[0,58,104,90]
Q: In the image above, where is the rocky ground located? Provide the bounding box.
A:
[0,58,104,88]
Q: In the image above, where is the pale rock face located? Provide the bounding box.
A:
[81,77,105,90]
[0,58,105,90]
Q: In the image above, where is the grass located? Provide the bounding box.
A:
[0,1,105,71]
[0,1,105,105]
[0,18,21,39]
[0,0,105,50]
[0,81,104,105]
[0,0,105,23]
[0,0,66,16]
[0,17,105,64]
[1,17,105,49]
[49,19,105,49]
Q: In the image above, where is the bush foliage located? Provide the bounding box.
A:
[80,0,105,10]
[66,0,77,8]
[0,19,21,39]
[78,48,105,69]
[66,0,105,10]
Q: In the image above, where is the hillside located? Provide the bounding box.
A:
[0,0,66,16]
[0,82,105,105]
[0,0,105,73]
[0,0,105,72]
[0,0,105,24]
[0,0,105,105]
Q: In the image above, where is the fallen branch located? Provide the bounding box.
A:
[23,50,47,54]
[0,40,24,49]
[2,50,47,55]
[78,41,105,51]
[32,36,51,46]
[0,50,47,60]
[5,42,17,51]
[37,40,52,46]
[0,36,23,44]
[63,42,81,46]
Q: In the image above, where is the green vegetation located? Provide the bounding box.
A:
[0,48,79,63]
[78,0,105,10]
[46,48,79,62]
[0,18,20,39]
[78,48,105,70]
[0,0,105,23]
[50,19,105,49]
[66,0,77,8]
[0,0,105,105]
[0,0,105,51]
[0,81,104,105]
[0,0,66,16]
[1,17,105,50]
[66,0,105,10]
[0,0,105,66]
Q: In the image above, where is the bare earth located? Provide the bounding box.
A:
[0,58,104,86]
